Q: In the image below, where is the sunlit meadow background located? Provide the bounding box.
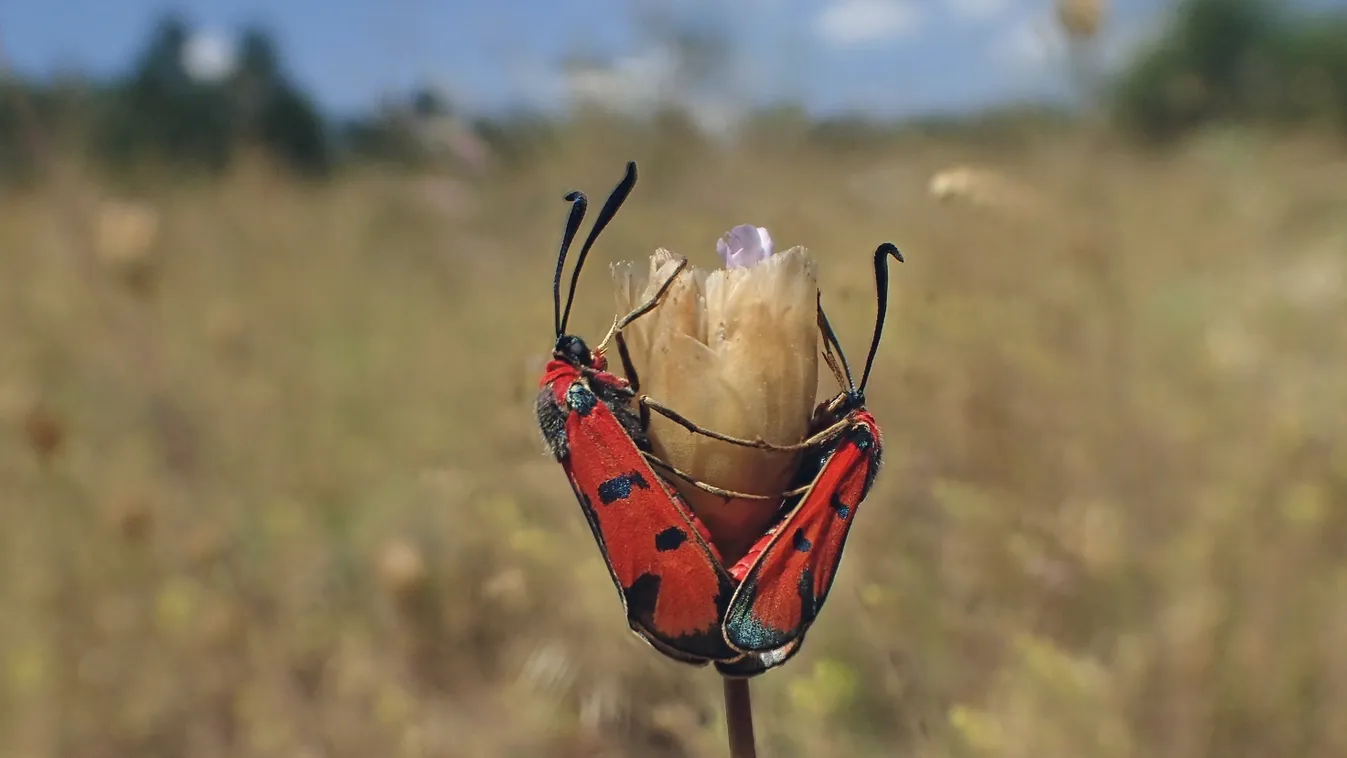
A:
[5,1,1347,756]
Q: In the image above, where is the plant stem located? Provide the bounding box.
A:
[723,676,758,758]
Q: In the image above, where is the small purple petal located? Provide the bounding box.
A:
[716,225,774,269]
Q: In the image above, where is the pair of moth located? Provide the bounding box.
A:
[536,161,903,678]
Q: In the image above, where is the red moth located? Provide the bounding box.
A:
[722,243,905,661]
[536,162,905,677]
[641,243,905,675]
[536,161,751,669]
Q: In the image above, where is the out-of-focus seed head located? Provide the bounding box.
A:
[1057,0,1104,40]
[106,494,155,542]
[379,539,430,606]
[612,225,819,561]
[928,165,1045,222]
[23,402,64,464]
[182,523,231,566]
[96,200,161,296]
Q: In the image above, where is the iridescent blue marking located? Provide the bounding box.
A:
[792,529,812,552]
[728,597,784,651]
[566,383,596,415]
[830,492,851,520]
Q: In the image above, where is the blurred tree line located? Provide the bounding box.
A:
[3,0,1347,185]
[0,13,503,184]
[1113,0,1347,139]
[1,15,330,181]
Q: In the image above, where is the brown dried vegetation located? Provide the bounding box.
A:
[3,122,1347,757]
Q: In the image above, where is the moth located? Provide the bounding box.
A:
[537,161,905,676]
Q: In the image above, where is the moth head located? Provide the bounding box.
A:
[553,334,594,369]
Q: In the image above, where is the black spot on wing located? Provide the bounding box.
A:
[628,573,742,665]
[623,573,661,627]
[830,491,852,520]
[798,565,821,624]
[597,472,650,504]
[654,526,688,552]
[535,388,570,461]
[792,528,812,552]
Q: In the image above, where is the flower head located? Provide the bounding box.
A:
[1057,0,1104,40]
[612,226,819,561]
[717,225,774,269]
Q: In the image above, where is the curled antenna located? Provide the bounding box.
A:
[553,161,639,336]
[857,243,904,394]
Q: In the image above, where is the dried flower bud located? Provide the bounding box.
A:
[612,226,819,560]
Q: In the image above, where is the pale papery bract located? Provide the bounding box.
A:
[611,227,819,562]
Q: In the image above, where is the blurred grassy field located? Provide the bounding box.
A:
[3,120,1347,758]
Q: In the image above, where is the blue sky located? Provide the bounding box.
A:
[0,0,1330,120]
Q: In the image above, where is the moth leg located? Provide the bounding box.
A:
[640,396,853,452]
[638,386,653,432]
[617,256,689,330]
[643,453,810,501]
[594,256,688,384]
[616,330,641,393]
[592,315,620,359]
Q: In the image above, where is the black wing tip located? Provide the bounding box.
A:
[633,626,737,667]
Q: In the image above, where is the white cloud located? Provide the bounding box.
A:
[816,0,922,46]
[181,30,237,83]
[559,48,748,139]
[945,0,1012,22]
[563,49,680,114]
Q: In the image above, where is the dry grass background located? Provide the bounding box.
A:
[3,119,1347,758]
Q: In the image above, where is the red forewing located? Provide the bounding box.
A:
[538,360,740,663]
[723,411,882,654]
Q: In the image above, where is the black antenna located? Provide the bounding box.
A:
[556,161,639,336]
[857,243,904,394]
[552,192,589,336]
